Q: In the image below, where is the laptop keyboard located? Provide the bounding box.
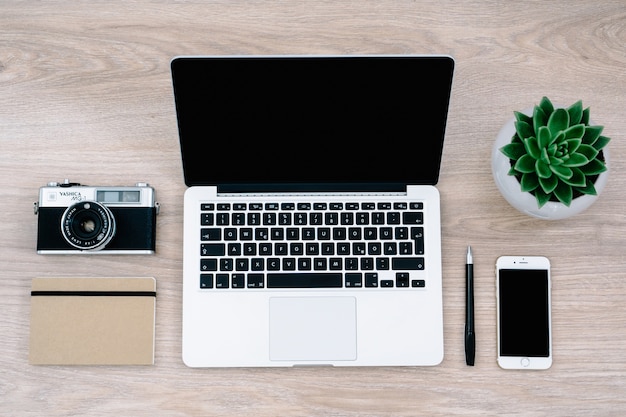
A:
[198,201,426,289]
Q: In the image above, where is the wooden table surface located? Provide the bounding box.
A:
[1,1,625,415]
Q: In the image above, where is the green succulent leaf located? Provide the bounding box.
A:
[548,108,570,136]
[510,134,523,144]
[523,137,541,159]
[553,131,567,147]
[547,143,558,156]
[550,164,573,180]
[514,154,536,173]
[532,106,548,136]
[538,97,554,117]
[575,180,597,196]
[500,143,526,160]
[567,100,584,125]
[515,121,534,140]
[554,181,573,206]
[520,172,539,192]
[563,124,585,140]
[535,159,552,178]
[580,158,607,175]
[539,173,559,194]
[565,138,582,154]
[540,148,550,165]
[582,125,603,145]
[535,189,551,208]
[561,152,589,167]
[592,135,611,151]
[562,167,586,187]
[576,144,599,160]
[549,156,564,165]
[514,111,533,125]
[537,126,553,150]
[582,107,590,125]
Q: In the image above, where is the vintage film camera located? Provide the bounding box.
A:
[34,180,159,254]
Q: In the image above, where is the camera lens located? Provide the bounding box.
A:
[61,201,116,250]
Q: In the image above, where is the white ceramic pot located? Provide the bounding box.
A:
[491,111,609,220]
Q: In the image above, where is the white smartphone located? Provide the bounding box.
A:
[496,256,552,370]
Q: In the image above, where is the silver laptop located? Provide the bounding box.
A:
[171,55,454,367]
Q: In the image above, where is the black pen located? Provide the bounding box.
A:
[465,245,475,366]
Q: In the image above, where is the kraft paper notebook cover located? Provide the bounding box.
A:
[29,277,156,365]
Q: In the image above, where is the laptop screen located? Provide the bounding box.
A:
[171,55,454,191]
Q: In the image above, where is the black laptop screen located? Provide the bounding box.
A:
[171,56,454,191]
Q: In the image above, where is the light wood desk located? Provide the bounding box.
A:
[2,1,625,415]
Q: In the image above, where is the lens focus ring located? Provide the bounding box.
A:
[61,201,116,250]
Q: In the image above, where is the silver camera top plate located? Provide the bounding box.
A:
[36,180,157,210]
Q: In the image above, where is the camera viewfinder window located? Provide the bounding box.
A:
[97,191,141,203]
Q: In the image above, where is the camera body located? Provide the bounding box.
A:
[35,180,159,254]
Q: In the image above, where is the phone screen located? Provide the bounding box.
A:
[498,269,550,357]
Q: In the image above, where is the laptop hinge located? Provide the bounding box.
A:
[216,183,408,194]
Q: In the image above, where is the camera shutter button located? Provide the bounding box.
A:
[59,179,81,187]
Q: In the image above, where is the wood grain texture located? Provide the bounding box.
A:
[1,1,625,415]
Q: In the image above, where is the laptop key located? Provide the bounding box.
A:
[231,274,245,288]
[399,242,413,254]
[228,243,241,256]
[247,274,265,288]
[216,274,229,288]
[235,259,248,271]
[201,243,225,256]
[201,259,217,271]
[412,227,425,255]
[402,212,424,224]
[201,228,221,241]
[345,273,362,287]
[387,212,400,224]
[313,258,327,270]
[201,213,214,225]
[200,274,213,288]
[392,257,425,270]
[298,258,312,270]
[396,273,410,287]
[267,273,343,288]
[365,273,379,287]
[329,258,342,270]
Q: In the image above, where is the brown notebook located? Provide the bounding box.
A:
[29,277,156,365]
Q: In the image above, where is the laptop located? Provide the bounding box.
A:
[171,55,454,367]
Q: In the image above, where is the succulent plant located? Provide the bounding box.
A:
[500,96,610,208]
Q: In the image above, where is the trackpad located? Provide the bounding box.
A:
[269,297,357,362]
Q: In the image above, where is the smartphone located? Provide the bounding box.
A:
[496,256,552,370]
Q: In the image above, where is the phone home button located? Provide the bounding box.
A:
[520,358,531,367]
